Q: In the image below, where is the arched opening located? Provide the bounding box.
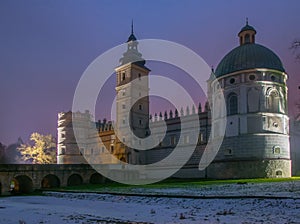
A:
[67,174,83,186]
[275,170,283,177]
[227,93,238,115]
[41,174,60,189]
[267,90,280,113]
[12,175,33,194]
[245,34,250,43]
[89,173,105,184]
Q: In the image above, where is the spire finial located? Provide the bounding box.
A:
[246,17,248,25]
[131,19,134,35]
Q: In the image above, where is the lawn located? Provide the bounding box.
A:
[52,176,300,193]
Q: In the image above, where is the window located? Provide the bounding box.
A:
[227,93,238,115]
[122,104,126,109]
[184,135,189,144]
[122,72,126,81]
[123,119,126,124]
[110,145,114,153]
[61,133,65,138]
[267,90,279,113]
[139,119,142,125]
[138,73,141,80]
[138,104,143,110]
[275,170,283,176]
[122,137,126,143]
[224,148,233,156]
[170,135,177,146]
[249,74,256,81]
[229,78,235,84]
[60,147,66,155]
[245,34,250,43]
[271,75,276,81]
[273,146,281,154]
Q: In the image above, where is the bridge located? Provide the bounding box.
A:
[0,161,209,195]
[0,164,135,195]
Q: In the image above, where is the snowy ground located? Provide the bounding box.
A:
[1,181,300,224]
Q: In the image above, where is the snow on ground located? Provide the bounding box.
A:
[1,181,300,224]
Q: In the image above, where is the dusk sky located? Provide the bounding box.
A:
[0,0,300,145]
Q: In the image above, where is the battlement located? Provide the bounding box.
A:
[58,110,92,127]
[96,119,115,132]
[149,101,210,123]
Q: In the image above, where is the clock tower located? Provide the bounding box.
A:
[115,24,150,163]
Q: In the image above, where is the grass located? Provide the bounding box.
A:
[51,176,300,193]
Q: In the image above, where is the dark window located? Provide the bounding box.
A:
[249,74,256,81]
[110,145,114,153]
[61,148,65,155]
[245,34,250,43]
[138,73,141,80]
[122,72,126,81]
[170,136,176,146]
[229,78,235,84]
[138,104,143,110]
[271,75,276,81]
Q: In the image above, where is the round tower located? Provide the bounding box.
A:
[208,21,291,178]
[57,111,91,164]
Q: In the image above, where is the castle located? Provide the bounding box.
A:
[57,22,291,179]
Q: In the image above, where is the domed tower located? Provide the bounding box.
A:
[208,21,291,178]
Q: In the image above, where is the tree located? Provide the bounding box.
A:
[18,133,56,164]
[290,40,300,60]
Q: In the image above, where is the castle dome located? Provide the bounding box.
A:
[214,21,285,78]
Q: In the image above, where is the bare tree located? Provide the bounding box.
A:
[290,40,300,60]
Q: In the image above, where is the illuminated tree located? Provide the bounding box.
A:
[18,133,56,164]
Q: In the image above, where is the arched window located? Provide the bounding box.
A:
[227,93,238,115]
[267,90,279,113]
[245,34,250,43]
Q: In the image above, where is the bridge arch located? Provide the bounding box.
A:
[12,175,33,194]
[41,174,60,188]
[67,173,83,186]
[89,172,105,184]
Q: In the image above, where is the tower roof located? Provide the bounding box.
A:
[127,20,137,42]
[214,21,285,77]
[238,18,256,35]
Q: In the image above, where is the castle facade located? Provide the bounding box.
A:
[57,22,291,179]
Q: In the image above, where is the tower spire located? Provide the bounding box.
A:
[131,19,134,35]
[127,20,137,43]
[246,17,248,25]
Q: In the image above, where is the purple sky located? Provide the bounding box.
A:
[0,0,300,145]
